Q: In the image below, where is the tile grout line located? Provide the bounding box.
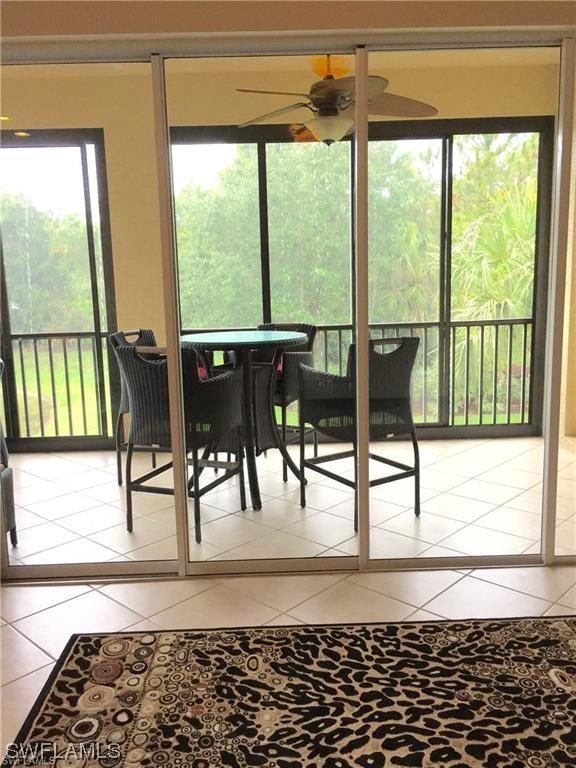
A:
[2,622,60,663]
[467,569,576,602]
[213,571,351,619]
[111,578,226,622]
[1,661,55,690]
[1,584,96,625]
[343,569,471,614]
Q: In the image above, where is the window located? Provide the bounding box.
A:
[172,142,263,329]
[267,140,352,324]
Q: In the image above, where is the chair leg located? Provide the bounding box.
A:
[9,526,17,547]
[214,452,219,474]
[238,443,247,511]
[313,428,318,458]
[299,415,306,508]
[115,411,123,486]
[281,404,288,483]
[151,451,157,469]
[192,448,202,543]
[126,442,134,533]
[411,428,421,517]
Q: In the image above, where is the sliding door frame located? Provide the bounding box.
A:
[0,128,119,452]
[542,37,575,564]
[2,35,574,583]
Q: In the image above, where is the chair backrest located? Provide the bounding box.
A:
[109,329,157,415]
[258,323,317,352]
[112,344,203,448]
[348,337,420,437]
[109,329,157,351]
[112,344,170,447]
[347,337,419,396]
[112,345,241,451]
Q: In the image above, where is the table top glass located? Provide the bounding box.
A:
[181,330,307,349]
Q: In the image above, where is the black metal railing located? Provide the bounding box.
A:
[3,318,533,439]
[314,322,441,424]
[5,332,112,439]
[314,318,533,427]
[449,318,532,426]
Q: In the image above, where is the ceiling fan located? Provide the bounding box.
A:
[237,55,438,144]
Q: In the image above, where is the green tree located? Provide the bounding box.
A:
[175,144,262,329]
[1,192,94,333]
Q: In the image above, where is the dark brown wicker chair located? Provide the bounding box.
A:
[109,329,159,486]
[111,344,245,543]
[298,337,420,530]
[257,323,318,481]
[0,359,17,546]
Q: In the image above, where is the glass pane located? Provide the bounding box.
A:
[1,146,94,334]
[451,133,539,321]
[173,143,262,329]
[166,53,358,563]
[369,138,441,324]
[451,133,540,427]
[365,47,558,565]
[1,62,177,568]
[267,140,351,324]
[369,138,442,426]
[555,122,576,555]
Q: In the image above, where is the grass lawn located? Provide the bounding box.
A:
[10,339,112,438]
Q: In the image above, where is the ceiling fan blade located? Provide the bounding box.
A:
[238,102,312,128]
[311,75,387,101]
[237,88,311,98]
[368,91,438,118]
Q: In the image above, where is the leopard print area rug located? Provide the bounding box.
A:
[4,617,576,767]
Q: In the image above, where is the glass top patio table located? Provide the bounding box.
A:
[181,329,307,511]
[181,330,307,349]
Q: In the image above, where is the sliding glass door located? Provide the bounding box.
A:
[2,42,572,581]
[1,62,179,576]
[1,131,114,448]
[364,48,558,567]
[165,53,359,570]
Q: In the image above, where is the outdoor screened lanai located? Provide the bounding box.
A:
[0,42,574,580]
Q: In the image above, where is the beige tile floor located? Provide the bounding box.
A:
[5,437,575,565]
[1,565,575,746]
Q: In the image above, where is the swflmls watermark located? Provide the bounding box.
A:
[4,742,121,765]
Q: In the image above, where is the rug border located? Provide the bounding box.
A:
[5,613,574,761]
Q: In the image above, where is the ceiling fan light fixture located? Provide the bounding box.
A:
[304,114,354,145]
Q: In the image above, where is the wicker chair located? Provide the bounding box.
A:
[0,359,17,546]
[256,323,318,481]
[109,329,160,486]
[298,337,420,530]
[111,344,245,543]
